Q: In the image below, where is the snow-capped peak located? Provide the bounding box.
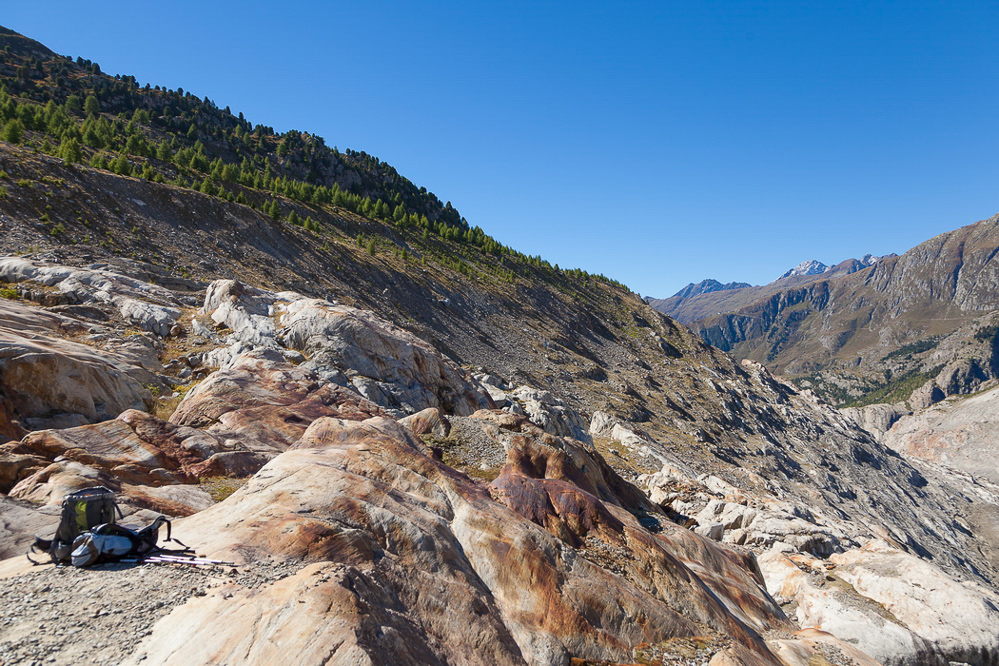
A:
[778,260,828,280]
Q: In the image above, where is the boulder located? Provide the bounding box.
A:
[0,257,184,337]
[9,459,120,505]
[588,410,616,438]
[171,351,390,463]
[909,381,945,409]
[201,280,286,347]
[0,494,60,559]
[0,330,152,424]
[473,372,512,405]
[116,299,181,338]
[398,407,450,437]
[694,522,724,541]
[170,350,323,428]
[194,282,494,417]
[759,541,999,665]
[643,462,850,557]
[18,419,185,476]
[121,482,215,517]
[830,540,999,663]
[509,385,590,442]
[280,298,493,416]
[0,443,49,493]
[126,561,525,666]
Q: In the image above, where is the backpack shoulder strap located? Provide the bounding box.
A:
[26,538,51,565]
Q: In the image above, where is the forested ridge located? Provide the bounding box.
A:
[0,25,622,288]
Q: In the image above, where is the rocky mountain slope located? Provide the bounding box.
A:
[1,26,998,666]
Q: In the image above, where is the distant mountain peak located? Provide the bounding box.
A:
[670,279,752,300]
[779,260,829,280]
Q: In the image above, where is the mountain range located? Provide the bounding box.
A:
[1,26,999,666]
[648,225,999,409]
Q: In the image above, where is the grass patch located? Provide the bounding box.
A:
[590,435,649,476]
[151,381,196,420]
[0,286,18,300]
[199,476,247,502]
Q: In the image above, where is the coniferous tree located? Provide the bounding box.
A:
[58,136,82,163]
[83,95,99,117]
[3,118,24,143]
[156,141,172,161]
[64,94,82,115]
[111,152,131,176]
[89,152,109,170]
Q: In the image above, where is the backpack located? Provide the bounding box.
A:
[28,487,190,567]
[37,486,124,563]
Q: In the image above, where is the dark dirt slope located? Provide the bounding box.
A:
[0,142,699,440]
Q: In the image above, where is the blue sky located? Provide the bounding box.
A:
[6,1,998,297]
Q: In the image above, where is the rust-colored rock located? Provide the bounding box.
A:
[0,330,152,424]
[159,417,790,665]
[172,352,390,467]
[10,459,120,505]
[170,350,322,428]
[0,395,25,442]
[19,419,182,477]
[470,408,529,430]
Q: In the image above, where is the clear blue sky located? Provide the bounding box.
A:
[7,1,999,297]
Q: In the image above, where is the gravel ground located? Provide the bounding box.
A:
[446,416,509,471]
[0,559,303,666]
